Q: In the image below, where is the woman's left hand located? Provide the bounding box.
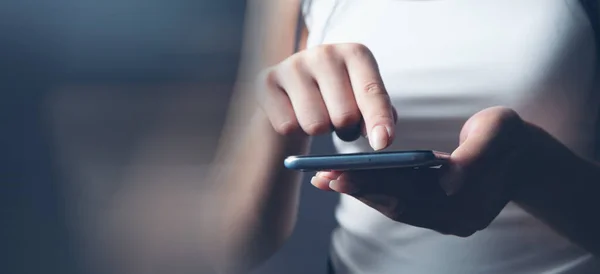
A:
[312,106,539,237]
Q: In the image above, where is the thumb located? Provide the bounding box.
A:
[441,107,524,195]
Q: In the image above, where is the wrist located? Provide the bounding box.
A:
[512,122,593,203]
[510,123,600,252]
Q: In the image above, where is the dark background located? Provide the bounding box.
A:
[0,1,338,273]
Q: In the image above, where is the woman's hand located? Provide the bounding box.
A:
[313,106,538,237]
[256,43,397,149]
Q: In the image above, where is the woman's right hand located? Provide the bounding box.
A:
[256,43,397,150]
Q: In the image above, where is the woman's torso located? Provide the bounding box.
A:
[302,0,599,273]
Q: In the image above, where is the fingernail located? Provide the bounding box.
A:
[310,176,319,186]
[369,125,392,151]
[311,176,328,188]
[329,180,340,191]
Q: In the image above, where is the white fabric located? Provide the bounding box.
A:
[302,0,600,273]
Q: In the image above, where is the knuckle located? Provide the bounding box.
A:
[454,229,477,238]
[341,43,373,58]
[255,68,279,106]
[473,221,490,232]
[362,81,387,95]
[331,111,361,128]
[483,106,525,140]
[320,43,338,56]
[387,208,404,222]
[307,44,338,64]
[482,106,523,129]
[275,121,299,136]
[464,213,491,233]
[255,67,278,93]
[434,227,454,236]
[257,67,277,84]
[449,221,479,238]
[388,213,402,222]
[493,107,521,125]
[280,55,305,74]
[303,120,330,135]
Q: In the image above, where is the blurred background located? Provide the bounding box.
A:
[0,0,338,273]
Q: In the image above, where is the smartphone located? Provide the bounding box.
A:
[284,150,450,172]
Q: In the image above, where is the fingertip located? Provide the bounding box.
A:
[369,124,394,151]
[310,176,333,191]
[328,180,343,192]
[329,179,359,194]
[316,171,343,180]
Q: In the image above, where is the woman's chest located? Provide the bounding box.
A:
[306,0,595,111]
[305,0,598,154]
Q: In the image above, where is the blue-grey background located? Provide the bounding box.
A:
[0,1,337,273]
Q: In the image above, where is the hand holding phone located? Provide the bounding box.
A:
[284,150,450,172]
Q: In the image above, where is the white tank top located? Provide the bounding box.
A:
[302,0,600,273]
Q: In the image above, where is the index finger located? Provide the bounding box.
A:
[340,44,396,151]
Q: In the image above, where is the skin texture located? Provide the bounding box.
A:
[213,1,600,273]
